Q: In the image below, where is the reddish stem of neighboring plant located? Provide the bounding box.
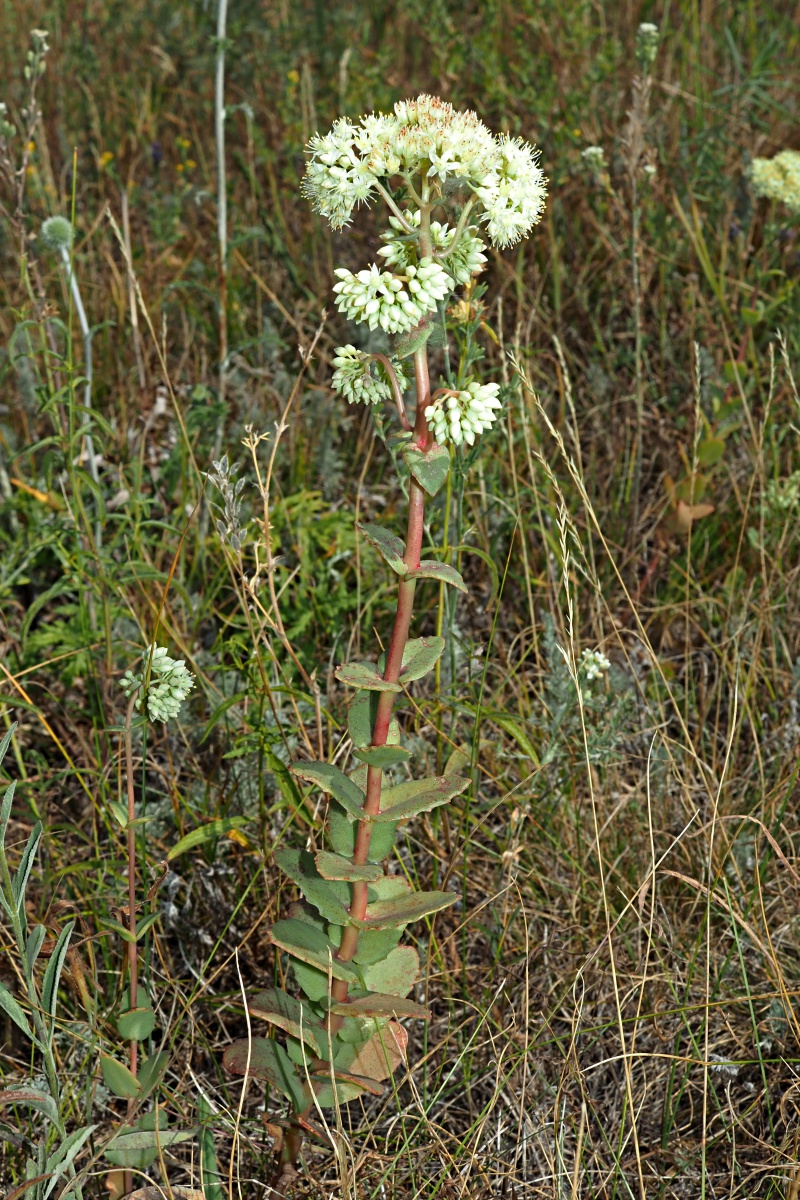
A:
[124,694,139,1195]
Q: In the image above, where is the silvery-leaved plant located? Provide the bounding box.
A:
[224,94,546,1185]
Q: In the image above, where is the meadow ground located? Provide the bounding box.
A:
[1,2,800,1197]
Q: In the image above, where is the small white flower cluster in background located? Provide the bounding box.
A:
[582,146,607,172]
[580,648,611,682]
[332,258,450,334]
[332,346,409,406]
[378,211,487,286]
[425,381,503,447]
[303,94,546,248]
[121,645,195,723]
[635,22,660,70]
[751,150,800,214]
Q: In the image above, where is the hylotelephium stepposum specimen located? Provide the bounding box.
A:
[223,94,547,1180]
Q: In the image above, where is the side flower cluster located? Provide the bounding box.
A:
[121,645,195,723]
[333,258,449,333]
[425,381,503,447]
[751,150,800,214]
[332,346,409,406]
[377,212,487,285]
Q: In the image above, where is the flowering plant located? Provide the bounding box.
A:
[223,94,546,1184]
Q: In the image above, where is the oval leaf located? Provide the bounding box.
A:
[328,992,430,1020]
[222,1037,306,1110]
[399,636,445,684]
[100,1055,140,1099]
[314,851,383,883]
[290,762,365,821]
[249,988,321,1054]
[408,561,467,592]
[117,1007,156,1041]
[355,890,457,930]
[356,523,407,575]
[268,919,359,984]
[363,945,420,997]
[376,774,469,822]
[335,662,401,693]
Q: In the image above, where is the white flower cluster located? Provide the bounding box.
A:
[425,381,503,447]
[636,22,660,70]
[751,150,800,214]
[302,94,546,248]
[331,346,409,406]
[377,211,487,285]
[333,258,449,333]
[121,645,195,723]
[582,146,607,172]
[473,136,548,248]
[580,649,611,681]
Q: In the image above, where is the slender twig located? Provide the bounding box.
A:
[370,352,412,430]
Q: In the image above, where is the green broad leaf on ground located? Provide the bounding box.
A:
[268,919,360,984]
[399,636,445,684]
[223,1036,306,1110]
[100,1055,140,1099]
[335,661,401,692]
[408,561,467,592]
[137,1050,169,1098]
[314,850,383,882]
[116,1006,156,1041]
[167,816,251,860]
[375,774,470,822]
[328,991,430,1019]
[402,442,451,496]
[352,744,410,768]
[290,761,365,820]
[333,1020,408,1084]
[329,806,398,861]
[249,988,322,1054]
[356,523,408,574]
[696,437,726,466]
[104,1119,194,1170]
[363,945,420,997]
[274,848,351,925]
[355,889,457,930]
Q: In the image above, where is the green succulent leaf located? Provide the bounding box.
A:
[402,442,451,497]
[137,1050,169,1098]
[116,1006,156,1041]
[223,1036,306,1110]
[269,918,360,984]
[354,889,457,930]
[408,561,467,592]
[352,744,410,768]
[100,1054,141,1099]
[314,850,383,882]
[357,523,407,575]
[363,945,420,996]
[348,690,401,748]
[393,318,434,359]
[399,635,445,683]
[335,661,401,692]
[348,925,404,965]
[375,774,470,822]
[290,762,365,821]
[274,848,351,925]
[328,991,430,1019]
[249,988,322,1054]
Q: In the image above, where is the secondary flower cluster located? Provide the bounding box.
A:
[332,346,409,406]
[425,381,503,447]
[303,94,546,248]
[121,644,195,723]
[580,648,611,681]
[333,258,449,334]
[751,150,800,214]
[378,211,487,285]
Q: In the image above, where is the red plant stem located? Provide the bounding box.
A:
[323,343,433,1020]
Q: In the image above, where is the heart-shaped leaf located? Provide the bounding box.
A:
[402,442,451,497]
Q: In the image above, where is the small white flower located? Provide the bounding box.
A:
[120,644,195,723]
[425,380,503,447]
[331,346,409,406]
[580,649,611,682]
[582,145,607,171]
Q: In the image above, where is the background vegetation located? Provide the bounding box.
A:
[1,0,800,1196]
